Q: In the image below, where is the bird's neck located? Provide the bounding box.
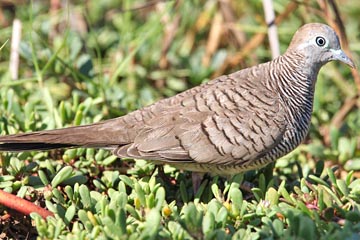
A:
[271,52,317,97]
[270,52,318,135]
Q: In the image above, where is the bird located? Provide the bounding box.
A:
[0,23,355,175]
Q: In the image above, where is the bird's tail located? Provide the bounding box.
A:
[0,121,121,152]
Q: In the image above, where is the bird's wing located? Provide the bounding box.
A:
[114,69,287,166]
[180,108,287,165]
[114,106,286,165]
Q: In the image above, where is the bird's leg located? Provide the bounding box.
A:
[156,165,177,186]
[156,165,168,180]
[191,172,205,194]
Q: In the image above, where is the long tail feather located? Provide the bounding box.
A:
[0,142,74,151]
[0,122,120,152]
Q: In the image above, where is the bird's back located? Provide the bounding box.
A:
[114,62,289,173]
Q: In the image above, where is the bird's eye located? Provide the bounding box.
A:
[315,36,326,47]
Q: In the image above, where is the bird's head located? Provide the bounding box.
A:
[286,23,355,70]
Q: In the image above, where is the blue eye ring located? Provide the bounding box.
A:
[316,36,326,47]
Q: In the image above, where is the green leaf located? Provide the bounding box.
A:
[272,219,284,237]
[64,204,76,225]
[327,167,337,185]
[308,174,329,187]
[259,173,266,193]
[155,187,165,210]
[51,166,73,187]
[266,187,279,206]
[278,181,294,204]
[134,182,146,207]
[229,187,242,216]
[79,184,92,210]
[216,207,228,227]
[336,179,349,196]
[345,210,360,222]
[38,170,49,185]
[202,211,215,234]
[102,155,118,165]
[140,209,161,240]
[180,181,189,203]
[119,175,134,189]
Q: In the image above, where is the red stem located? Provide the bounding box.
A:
[0,189,54,219]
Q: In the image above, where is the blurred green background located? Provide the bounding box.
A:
[0,0,359,239]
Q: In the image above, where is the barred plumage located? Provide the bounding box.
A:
[0,23,355,175]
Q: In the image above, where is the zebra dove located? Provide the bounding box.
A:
[0,23,355,174]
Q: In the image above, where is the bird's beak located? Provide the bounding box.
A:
[330,49,356,68]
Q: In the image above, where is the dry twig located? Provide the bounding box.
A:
[9,18,21,80]
[262,0,280,59]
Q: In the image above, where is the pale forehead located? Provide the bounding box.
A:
[289,23,341,48]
